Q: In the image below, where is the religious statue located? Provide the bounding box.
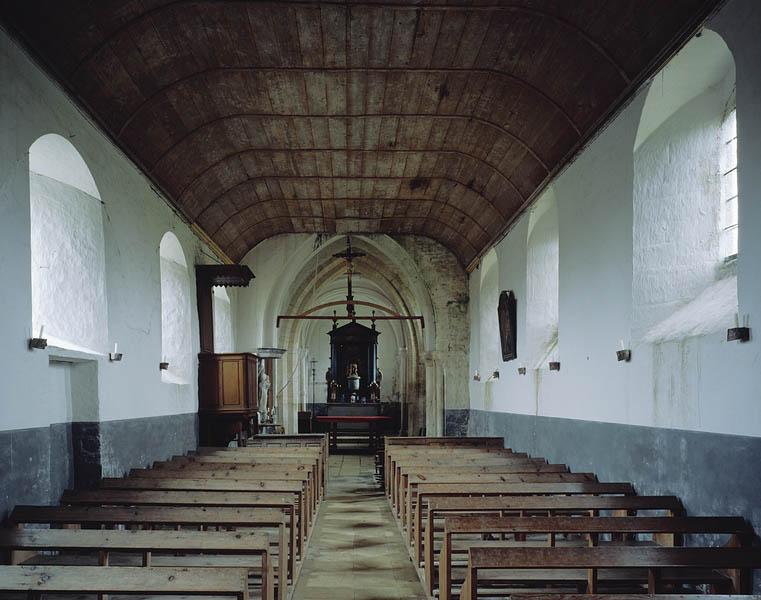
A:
[329,380,338,402]
[325,366,332,384]
[346,360,360,393]
[376,367,383,388]
[368,380,380,402]
[258,368,271,405]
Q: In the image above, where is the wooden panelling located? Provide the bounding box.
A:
[0,1,721,267]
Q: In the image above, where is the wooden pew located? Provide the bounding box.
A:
[384,437,505,490]
[9,504,293,584]
[59,489,303,567]
[198,446,326,494]
[388,452,536,506]
[128,463,320,513]
[401,472,596,529]
[392,457,561,512]
[411,482,636,562]
[459,546,761,599]
[438,516,753,600]
[0,565,250,600]
[0,528,276,600]
[174,453,324,497]
[99,476,313,533]
[422,495,686,594]
[512,594,761,600]
[247,433,328,455]
[129,464,320,512]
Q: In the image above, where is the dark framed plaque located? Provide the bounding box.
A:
[498,290,517,362]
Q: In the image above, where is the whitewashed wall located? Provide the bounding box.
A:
[468,1,761,438]
[0,28,207,432]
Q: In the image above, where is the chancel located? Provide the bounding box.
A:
[2,1,761,599]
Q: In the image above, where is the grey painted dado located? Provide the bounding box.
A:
[447,409,761,556]
[0,412,197,521]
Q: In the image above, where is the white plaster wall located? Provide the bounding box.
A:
[159,255,193,385]
[469,0,761,438]
[633,83,731,340]
[212,286,235,353]
[478,251,501,376]
[0,29,206,431]
[525,199,559,368]
[30,173,108,354]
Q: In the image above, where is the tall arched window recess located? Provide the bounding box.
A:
[159,232,193,384]
[29,133,108,354]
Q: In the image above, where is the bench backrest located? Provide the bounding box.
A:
[10,504,286,526]
[0,565,249,598]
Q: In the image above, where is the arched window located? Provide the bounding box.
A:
[720,103,738,258]
[29,134,107,354]
[212,286,235,353]
[525,189,559,369]
[159,232,192,384]
[633,30,737,342]
[479,249,501,373]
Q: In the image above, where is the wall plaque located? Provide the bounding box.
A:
[498,290,517,362]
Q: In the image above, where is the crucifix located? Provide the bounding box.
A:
[276,236,424,329]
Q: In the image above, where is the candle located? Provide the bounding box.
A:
[734,313,740,328]
[618,339,625,351]
[114,343,118,354]
[39,325,44,339]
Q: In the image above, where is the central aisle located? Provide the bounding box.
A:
[292,453,427,600]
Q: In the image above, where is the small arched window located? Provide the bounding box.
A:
[159,232,192,384]
[29,133,107,354]
[720,102,738,258]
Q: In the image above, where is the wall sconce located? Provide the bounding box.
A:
[517,366,527,375]
[486,370,500,381]
[29,325,47,350]
[109,343,123,362]
[548,361,560,371]
[728,314,750,342]
[616,340,631,362]
[159,361,170,371]
[473,370,481,381]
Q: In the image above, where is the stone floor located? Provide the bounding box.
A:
[291,452,427,600]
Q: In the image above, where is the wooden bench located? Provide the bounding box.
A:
[129,464,320,511]
[401,472,596,529]
[511,594,761,600]
[459,546,761,599]
[392,457,561,511]
[10,504,293,583]
[388,452,536,504]
[174,453,324,497]
[422,495,686,593]
[0,565,250,600]
[100,476,313,533]
[59,489,303,565]
[199,446,326,493]
[438,515,753,600]
[411,482,636,562]
[0,528,276,600]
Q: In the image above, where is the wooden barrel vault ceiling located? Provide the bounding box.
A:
[2,0,722,269]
